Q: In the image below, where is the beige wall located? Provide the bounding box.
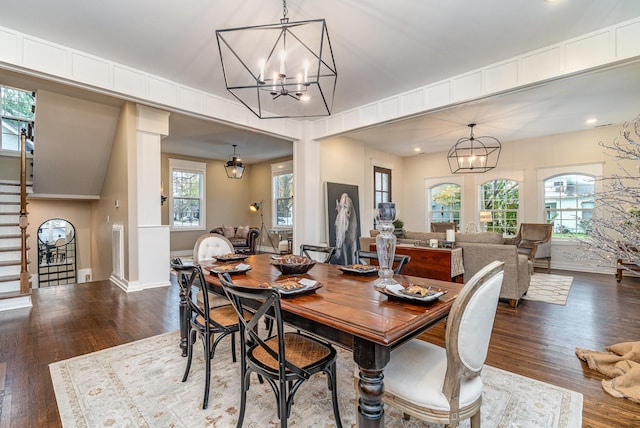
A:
[90,102,134,281]
[318,136,404,242]
[26,198,93,277]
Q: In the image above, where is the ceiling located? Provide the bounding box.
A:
[1,0,640,162]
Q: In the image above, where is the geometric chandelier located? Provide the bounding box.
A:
[447,123,502,174]
[215,0,337,119]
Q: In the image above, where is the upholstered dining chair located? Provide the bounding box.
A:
[193,232,236,308]
[514,223,553,274]
[356,260,504,428]
[300,244,337,263]
[218,273,343,428]
[431,222,458,233]
[172,264,242,410]
[354,250,411,274]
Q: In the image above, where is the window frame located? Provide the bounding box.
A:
[0,84,35,155]
[169,158,206,231]
[272,160,293,229]
[373,166,392,208]
[479,178,520,235]
[429,182,461,228]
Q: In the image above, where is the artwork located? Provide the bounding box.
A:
[326,182,361,265]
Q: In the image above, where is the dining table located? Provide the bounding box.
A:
[183,253,463,427]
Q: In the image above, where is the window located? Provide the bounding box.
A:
[430,183,461,227]
[374,166,392,207]
[1,85,35,152]
[544,174,594,236]
[169,159,206,230]
[480,179,519,235]
[272,160,293,227]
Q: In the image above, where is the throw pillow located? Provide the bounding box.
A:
[235,225,250,239]
[222,225,236,239]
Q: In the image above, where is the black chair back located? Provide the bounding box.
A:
[355,250,411,274]
[300,244,337,263]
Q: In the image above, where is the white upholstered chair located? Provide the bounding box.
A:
[358,260,504,428]
[193,233,235,308]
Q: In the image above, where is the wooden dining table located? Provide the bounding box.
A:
[186,253,463,427]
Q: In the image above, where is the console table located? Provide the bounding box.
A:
[370,244,464,283]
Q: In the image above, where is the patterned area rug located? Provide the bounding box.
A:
[523,273,574,305]
[50,331,582,427]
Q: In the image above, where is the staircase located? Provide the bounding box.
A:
[0,181,31,308]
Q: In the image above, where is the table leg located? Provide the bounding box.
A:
[353,337,390,427]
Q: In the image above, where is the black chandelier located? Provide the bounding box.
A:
[215,0,337,119]
[224,144,245,179]
[447,124,501,174]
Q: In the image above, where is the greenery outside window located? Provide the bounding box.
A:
[272,160,293,228]
[169,159,206,230]
[374,166,392,208]
[480,179,519,235]
[1,85,35,153]
[544,174,594,237]
[430,183,461,227]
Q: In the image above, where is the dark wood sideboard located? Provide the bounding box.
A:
[370,244,464,283]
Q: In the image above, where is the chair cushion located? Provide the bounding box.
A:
[222,225,236,239]
[381,340,483,412]
[196,237,234,262]
[235,225,250,239]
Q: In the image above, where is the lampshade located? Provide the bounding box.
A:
[215,0,337,119]
[447,124,501,174]
[479,211,493,223]
[225,144,245,179]
[249,201,262,212]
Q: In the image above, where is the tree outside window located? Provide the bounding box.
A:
[430,183,461,227]
[272,161,293,227]
[480,179,519,235]
[1,85,35,152]
[169,159,205,230]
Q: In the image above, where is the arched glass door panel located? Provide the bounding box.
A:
[37,218,77,286]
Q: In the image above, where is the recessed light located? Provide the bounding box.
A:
[585,118,598,125]
[414,147,421,152]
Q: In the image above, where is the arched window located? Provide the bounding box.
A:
[544,173,594,236]
[429,183,461,228]
[480,179,519,235]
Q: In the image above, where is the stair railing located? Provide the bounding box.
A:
[19,128,30,294]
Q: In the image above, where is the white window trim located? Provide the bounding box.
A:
[271,160,293,229]
[537,162,603,241]
[169,158,206,231]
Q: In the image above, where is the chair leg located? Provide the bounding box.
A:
[231,332,237,362]
[328,363,343,428]
[236,369,249,428]
[470,408,481,428]
[202,332,212,409]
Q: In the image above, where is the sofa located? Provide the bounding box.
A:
[360,230,530,307]
[211,225,260,254]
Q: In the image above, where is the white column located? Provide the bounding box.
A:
[131,105,171,290]
[293,125,322,252]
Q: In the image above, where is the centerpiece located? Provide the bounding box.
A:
[374,202,399,286]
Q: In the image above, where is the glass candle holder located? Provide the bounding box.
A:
[374,202,399,287]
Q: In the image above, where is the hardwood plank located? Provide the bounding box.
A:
[0,269,638,427]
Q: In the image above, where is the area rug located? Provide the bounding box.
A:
[50,331,582,427]
[523,273,574,305]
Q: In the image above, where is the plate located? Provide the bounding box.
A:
[339,264,378,275]
[215,253,249,262]
[376,282,447,304]
[206,263,251,275]
[262,278,323,297]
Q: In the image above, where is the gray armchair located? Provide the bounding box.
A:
[514,223,553,274]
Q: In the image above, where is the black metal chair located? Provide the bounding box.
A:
[355,250,411,274]
[172,264,241,410]
[218,273,342,428]
[299,244,337,263]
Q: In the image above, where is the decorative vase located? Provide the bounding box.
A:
[374,202,399,287]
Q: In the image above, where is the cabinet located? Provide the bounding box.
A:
[370,244,464,283]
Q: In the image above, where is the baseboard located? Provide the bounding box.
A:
[109,275,143,293]
[0,294,32,311]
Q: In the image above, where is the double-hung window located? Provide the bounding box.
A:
[544,174,594,236]
[272,160,293,227]
[1,85,35,153]
[169,159,206,230]
[374,166,392,207]
[430,183,461,227]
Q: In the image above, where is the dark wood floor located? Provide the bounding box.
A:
[0,269,638,427]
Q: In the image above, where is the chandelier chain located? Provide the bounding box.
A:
[282,0,288,22]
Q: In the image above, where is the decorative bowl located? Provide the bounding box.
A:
[271,255,317,275]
